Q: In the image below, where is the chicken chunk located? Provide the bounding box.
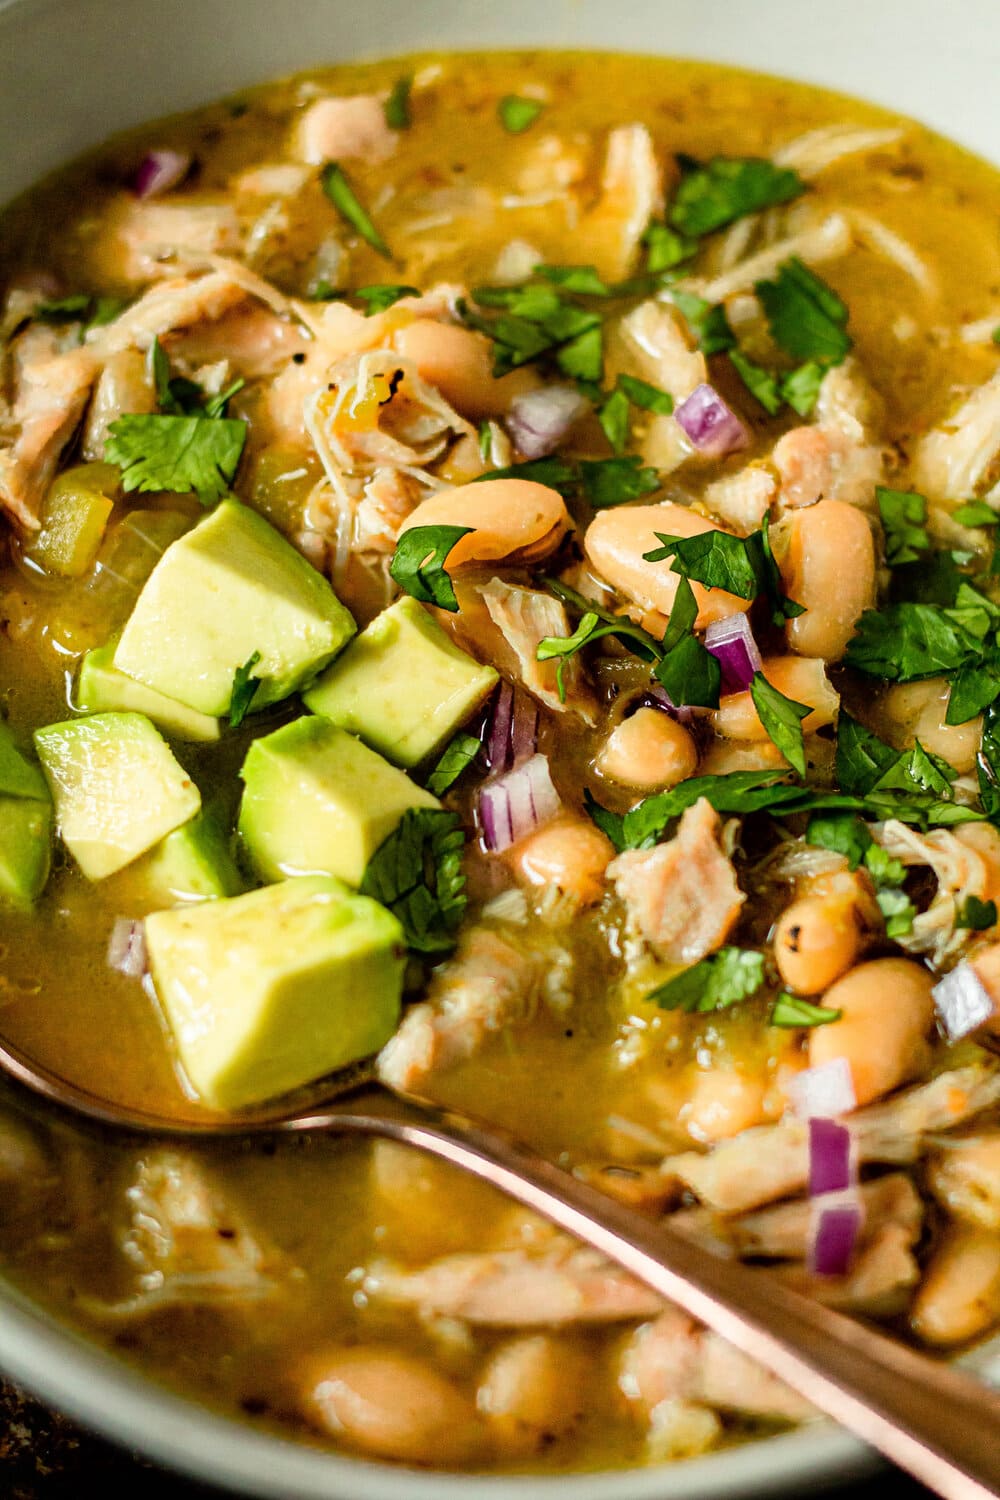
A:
[294,94,397,166]
[479,576,597,721]
[0,329,100,529]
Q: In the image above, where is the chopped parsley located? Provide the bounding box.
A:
[956,895,998,931]
[537,611,624,703]
[878,487,931,567]
[579,456,660,508]
[229,651,262,728]
[647,947,766,1013]
[750,671,811,777]
[354,283,420,315]
[844,599,986,686]
[384,76,412,129]
[33,292,126,337]
[669,290,736,354]
[536,263,611,296]
[669,157,805,239]
[360,808,466,954]
[498,95,544,134]
[729,349,782,415]
[652,576,721,709]
[770,995,842,1028]
[389,525,472,612]
[105,413,247,506]
[597,386,631,454]
[645,528,763,600]
[953,500,1000,529]
[755,257,852,367]
[643,223,698,273]
[616,373,674,414]
[321,162,392,259]
[426,733,481,797]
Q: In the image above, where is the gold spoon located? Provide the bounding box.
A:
[1,1029,997,1500]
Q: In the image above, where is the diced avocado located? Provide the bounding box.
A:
[76,641,221,743]
[239,717,438,887]
[145,874,405,1110]
[0,723,52,905]
[25,463,117,578]
[127,814,243,905]
[34,712,201,880]
[303,595,498,768]
[114,498,356,717]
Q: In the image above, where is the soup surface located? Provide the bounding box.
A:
[2,49,1000,1475]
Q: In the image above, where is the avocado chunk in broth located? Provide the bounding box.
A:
[2,49,1000,1476]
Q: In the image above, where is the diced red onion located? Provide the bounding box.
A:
[808,1190,863,1277]
[808,1115,855,1197]
[675,383,749,458]
[479,753,561,853]
[107,917,148,979]
[131,149,192,200]
[788,1057,857,1121]
[705,612,762,694]
[483,681,538,774]
[932,961,997,1042]
[642,685,696,726]
[505,385,589,460]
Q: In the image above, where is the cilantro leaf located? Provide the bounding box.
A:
[535,264,611,296]
[729,349,782,415]
[878,487,930,566]
[643,222,698,272]
[583,788,627,851]
[555,323,604,383]
[229,651,262,728]
[770,994,842,1028]
[652,576,721,709]
[360,808,466,954]
[669,157,804,238]
[876,885,916,938]
[760,513,806,623]
[321,162,392,259]
[426,732,481,797]
[644,529,763,599]
[498,95,544,133]
[105,414,246,506]
[756,257,852,366]
[647,947,766,1013]
[150,336,243,418]
[597,386,630,455]
[978,701,1000,822]
[806,810,874,870]
[780,361,825,417]
[463,285,603,381]
[477,457,578,494]
[835,713,903,795]
[389,525,471,612]
[579,456,659,508]
[542,576,662,663]
[670,290,736,354]
[609,770,797,850]
[355,284,420,315]
[536,611,626,703]
[947,663,1000,725]
[956,895,998,931]
[384,76,412,129]
[953,500,999,528]
[616,373,674,415]
[750,671,811,776]
[844,602,982,682]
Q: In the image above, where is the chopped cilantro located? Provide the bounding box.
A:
[542,576,661,663]
[150,336,244,419]
[956,895,998,931]
[947,662,1000,726]
[598,770,799,852]
[360,808,466,954]
[426,733,481,797]
[844,601,983,682]
[647,947,766,1013]
[536,263,610,295]
[498,95,544,134]
[750,671,811,776]
[229,651,262,728]
[476,457,578,494]
[579,455,660,508]
[876,885,916,939]
[616,373,674,414]
[878,487,931,566]
[355,283,420,315]
[670,290,736,354]
[978,701,1000,822]
[389,525,472,612]
[462,285,603,381]
[643,222,698,272]
[729,349,782,415]
[806,809,874,870]
[669,157,804,238]
[105,413,246,507]
[536,611,623,703]
[597,386,631,454]
[770,994,841,1028]
[554,323,604,383]
[644,528,764,600]
[760,513,806,624]
[311,279,343,301]
[780,360,825,417]
[652,576,721,709]
[477,419,493,462]
[321,162,392,259]
[756,257,852,366]
[384,75,412,129]
[953,500,1000,528]
[34,293,92,322]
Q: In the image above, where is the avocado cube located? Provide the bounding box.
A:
[34,712,201,881]
[127,814,243,905]
[239,717,438,887]
[114,499,356,717]
[0,724,53,906]
[303,595,498,768]
[145,875,405,1110]
[77,640,221,743]
[25,463,117,578]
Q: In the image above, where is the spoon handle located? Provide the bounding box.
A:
[295,1091,1000,1500]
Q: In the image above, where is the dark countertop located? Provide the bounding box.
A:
[1,1377,934,1500]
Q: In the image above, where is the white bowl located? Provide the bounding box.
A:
[1,1,998,1494]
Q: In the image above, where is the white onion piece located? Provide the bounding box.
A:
[506,385,589,460]
[808,1189,863,1277]
[788,1057,857,1120]
[131,149,192,199]
[479,754,561,853]
[107,918,148,978]
[705,612,762,694]
[932,962,997,1041]
[675,383,749,458]
[808,1115,854,1196]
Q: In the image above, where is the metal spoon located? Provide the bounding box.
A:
[1,1030,998,1500]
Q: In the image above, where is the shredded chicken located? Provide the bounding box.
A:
[0,326,100,529]
[294,94,398,165]
[773,124,905,178]
[86,270,252,356]
[693,211,852,305]
[608,799,745,964]
[871,820,1000,966]
[111,198,242,282]
[364,1243,663,1327]
[910,369,1000,502]
[769,1221,920,1317]
[479,576,597,721]
[580,124,664,281]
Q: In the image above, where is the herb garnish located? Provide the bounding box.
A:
[34,292,126,337]
[355,284,420,315]
[643,223,698,273]
[537,612,624,704]
[669,157,805,238]
[956,895,998,931]
[770,995,842,1028]
[426,733,481,797]
[229,652,262,728]
[498,95,544,134]
[750,671,811,776]
[669,290,736,354]
[384,76,412,129]
[755,257,852,366]
[479,454,659,508]
[878,487,931,567]
[646,946,766,1013]
[360,808,466,954]
[389,525,472,612]
[652,576,721,709]
[106,414,246,506]
[321,162,392,259]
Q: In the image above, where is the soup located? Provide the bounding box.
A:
[2,48,1000,1474]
